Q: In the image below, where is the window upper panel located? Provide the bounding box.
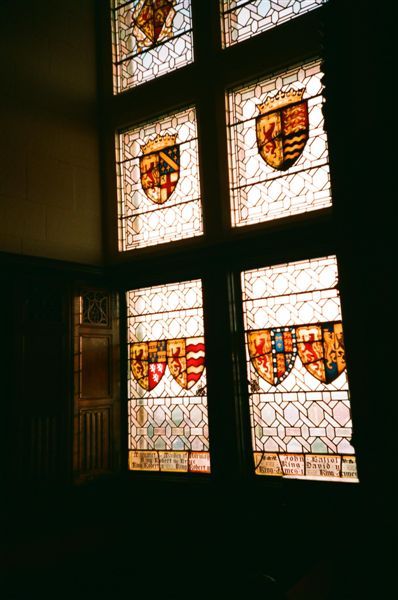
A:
[226,59,331,228]
[111,0,193,93]
[116,106,203,251]
[220,0,327,48]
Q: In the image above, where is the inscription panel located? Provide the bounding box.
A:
[254,452,358,481]
[128,450,211,473]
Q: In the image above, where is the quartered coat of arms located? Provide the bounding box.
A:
[295,322,346,384]
[130,340,167,391]
[130,337,205,391]
[139,133,180,204]
[132,0,176,53]
[248,327,297,386]
[247,322,346,386]
[256,87,309,171]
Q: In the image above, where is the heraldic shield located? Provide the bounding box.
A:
[296,321,346,384]
[167,337,205,390]
[130,340,167,390]
[133,0,176,52]
[139,133,180,205]
[256,87,308,171]
[248,327,296,386]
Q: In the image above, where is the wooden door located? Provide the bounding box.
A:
[73,287,120,483]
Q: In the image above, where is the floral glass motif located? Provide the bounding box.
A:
[220,0,327,48]
[116,106,202,251]
[242,256,358,482]
[226,60,331,227]
[127,279,210,473]
[111,0,193,93]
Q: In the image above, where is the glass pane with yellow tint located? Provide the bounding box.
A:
[127,279,210,474]
[111,0,193,93]
[242,255,358,482]
[220,0,327,48]
[226,59,331,228]
[116,106,202,251]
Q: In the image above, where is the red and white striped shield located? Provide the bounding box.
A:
[167,337,205,390]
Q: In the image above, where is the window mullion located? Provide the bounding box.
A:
[202,268,251,481]
[196,88,231,241]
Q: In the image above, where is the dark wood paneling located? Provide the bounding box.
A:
[22,333,65,408]
[16,415,58,480]
[78,407,111,472]
[80,335,111,399]
[1,253,113,486]
[10,277,70,484]
[74,287,120,482]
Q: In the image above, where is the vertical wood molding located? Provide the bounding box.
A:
[78,407,111,472]
[16,415,59,481]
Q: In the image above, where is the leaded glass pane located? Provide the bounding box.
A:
[242,256,358,482]
[116,106,202,251]
[221,0,327,48]
[226,59,331,227]
[111,0,193,93]
[127,279,210,473]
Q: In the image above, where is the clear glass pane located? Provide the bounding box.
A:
[116,106,203,251]
[227,59,331,227]
[241,256,358,482]
[111,0,193,93]
[220,0,327,48]
[127,279,210,473]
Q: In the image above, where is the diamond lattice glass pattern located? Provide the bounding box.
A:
[220,0,327,48]
[242,256,358,482]
[117,106,202,251]
[111,0,193,93]
[227,60,331,227]
[127,279,210,473]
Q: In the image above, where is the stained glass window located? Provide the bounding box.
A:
[127,279,210,473]
[226,59,331,228]
[242,256,358,482]
[116,106,202,251]
[111,0,193,93]
[221,0,327,48]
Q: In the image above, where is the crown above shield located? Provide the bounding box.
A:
[141,133,178,155]
[256,84,308,171]
[257,87,305,115]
